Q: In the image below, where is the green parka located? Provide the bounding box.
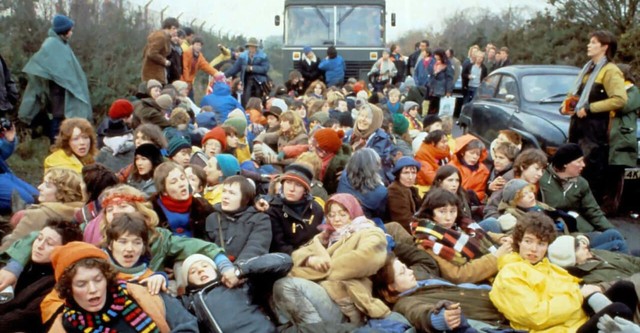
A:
[609,84,640,166]
[539,167,614,232]
[567,249,640,284]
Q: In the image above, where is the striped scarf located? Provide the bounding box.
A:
[412,218,497,265]
[62,281,159,333]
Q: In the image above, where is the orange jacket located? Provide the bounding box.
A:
[414,142,451,186]
[448,134,490,202]
[182,47,218,85]
[247,108,268,125]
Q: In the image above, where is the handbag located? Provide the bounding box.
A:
[438,96,456,117]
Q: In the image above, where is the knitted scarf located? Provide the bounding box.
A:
[572,57,608,111]
[412,218,497,265]
[159,194,192,213]
[327,216,375,247]
[403,111,422,131]
[62,281,159,333]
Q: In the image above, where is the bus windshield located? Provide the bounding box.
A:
[285,5,383,47]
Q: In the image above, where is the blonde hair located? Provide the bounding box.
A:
[296,152,322,179]
[388,88,401,99]
[278,111,306,139]
[326,91,345,108]
[99,184,160,241]
[169,107,190,127]
[45,168,86,203]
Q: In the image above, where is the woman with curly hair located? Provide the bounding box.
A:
[1,168,85,252]
[304,79,327,100]
[254,111,309,169]
[44,117,98,175]
[48,241,199,332]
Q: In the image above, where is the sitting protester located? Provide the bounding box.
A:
[202,153,241,206]
[74,163,118,227]
[489,211,636,333]
[387,157,422,233]
[415,130,451,187]
[44,118,98,175]
[95,118,134,173]
[127,143,164,198]
[48,241,199,332]
[337,148,388,220]
[448,134,490,204]
[166,135,192,168]
[485,141,519,196]
[0,219,82,332]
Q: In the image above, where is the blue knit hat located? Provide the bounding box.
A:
[52,14,74,34]
[195,112,217,130]
[216,154,240,179]
[392,156,421,176]
[303,46,312,54]
[167,136,191,157]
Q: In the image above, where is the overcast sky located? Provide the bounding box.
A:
[130,0,550,40]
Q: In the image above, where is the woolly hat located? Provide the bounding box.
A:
[548,235,576,267]
[338,112,354,128]
[313,128,344,154]
[309,111,330,126]
[155,94,173,110]
[135,143,164,167]
[104,119,132,137]
[392,156,421,176]
[404,76,416,88]
[551,143,583,169]
[172,80,188,92]
[170,108,190,127]
[264,106,283,119]
[216,153,240,178]
[167,136,191,157]
[51,241,109,281]
[422,114,442,129]
[303,46,312,54]
[403,101,419,113]
[353,82,365,94]
[501,179,530,203]
[181,253,216,286]
[108,99,134,120]
[270,98,288,113]
[201,127,227,150]
[392,114,409,135]
[195,112,217,130]
[281,163,313,192]
[147,79,162,91]
[52,14,74,34]
[224,109,248,137]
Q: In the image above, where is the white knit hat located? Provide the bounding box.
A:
[181,253,217,286]
[547,235,576,267]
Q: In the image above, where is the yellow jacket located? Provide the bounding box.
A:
[489,253,588,333]
[43,149,84,175]
[235,137,252,163]
[203,184,222,206]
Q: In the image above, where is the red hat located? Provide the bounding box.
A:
[353,82,364,94]
[51,241,109,281]
[201,126,227,151]
[313,128,344,154]
[108,99,134,120]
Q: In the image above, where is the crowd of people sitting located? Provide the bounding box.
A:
[1,15,640,333]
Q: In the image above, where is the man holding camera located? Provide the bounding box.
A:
[0,122,38,214]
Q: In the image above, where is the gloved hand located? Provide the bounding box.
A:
[253,143,265,160]
[497,213,517,232]
[598,314,640,333]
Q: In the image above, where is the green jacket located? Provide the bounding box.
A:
[18,29,92,123]
[539,167,614,232]
[567,249,640,284]
[609,84,640,166]
[2,228,224,272]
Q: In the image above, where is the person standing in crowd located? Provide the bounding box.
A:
[19,14,91,142]
[461,50,487,105]
[141,17,179,84]
[484,44,497,72]
[407,40,429,77]
[496,47,511,69]
[368,49,397,92]
[182,36,219,99]
[319,46,345,87]
[446,48,461,84]
[427,49,454,114]
[566,30,627,209]
[181,27,194,52]
[167,28,184,84]
[224,37,270,106]
[390,44,407,84]
[0,54,18,115]
[300,46,321,91]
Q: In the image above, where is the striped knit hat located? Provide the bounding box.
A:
[280,163,313,192]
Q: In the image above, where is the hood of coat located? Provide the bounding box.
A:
[212,81,231,96]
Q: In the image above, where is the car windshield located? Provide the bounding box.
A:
[521,74,577,102]
[285,5,383,46]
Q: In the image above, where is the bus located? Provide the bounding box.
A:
[275,0,395,82]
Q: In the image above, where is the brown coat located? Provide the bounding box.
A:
[387,182,421,233]
[290,225,390,319]
[141,30,171,84]
[426,248,498,284]
[48,283,170,333]
[0,201,84,252]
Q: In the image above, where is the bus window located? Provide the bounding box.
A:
[285,6,334,46]
[336,6,383,47]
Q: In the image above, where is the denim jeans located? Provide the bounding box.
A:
[588,229,628,253]
[478,217,502,233]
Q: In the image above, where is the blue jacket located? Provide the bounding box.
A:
[224,50,270,85]
[319,55,346,87]
[0,136,15,174]
[200,82,244,124]
[337,171,388,219]
[344,128,396,183]
[413,57,434,88]
[428,61,455,97]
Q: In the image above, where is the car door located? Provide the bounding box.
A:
[468,74,510,145]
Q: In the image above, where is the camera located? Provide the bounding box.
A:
[0,118,11,131]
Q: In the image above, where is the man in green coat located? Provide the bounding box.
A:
[539,143,615,233]
[18,14,92,142]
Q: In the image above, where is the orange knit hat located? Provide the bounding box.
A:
[201,126,227,151]
[51,241,109,281]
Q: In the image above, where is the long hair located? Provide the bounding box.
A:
[99,184,160,242]
[346,148,382,193]
[278,111,306,139]
[51,118,98,164]
[415,188,463,224]
[432,165,468,205]
[304,80,327,97]
[44,168,86,203]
